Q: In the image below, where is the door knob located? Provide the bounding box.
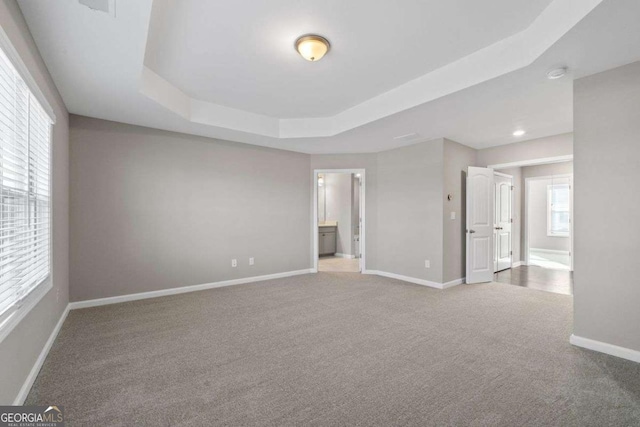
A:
[495,227,503,230]
[468,229,476,234]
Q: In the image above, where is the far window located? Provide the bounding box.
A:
[547,184,570,236]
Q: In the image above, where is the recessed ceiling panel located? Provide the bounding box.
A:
[144,0,553,118]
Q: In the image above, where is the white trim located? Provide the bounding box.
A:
[364,270,443,289]
[69,269,314,310]
[570,334,640,364]
[442,278,465,289]
[487,155,573,170]
[13,304,69,405]
[363,270,464,290]
[530,248,570,255]
[0,280,52,344]
[334,253,356,259]
[0,25,56,123]
[313,169,365,274]
[513,261,525,268]
[493,171,513,178]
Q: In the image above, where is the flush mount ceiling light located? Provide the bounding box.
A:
[295,35,330,62]
[547,67,568,80]
[513,130,526,137]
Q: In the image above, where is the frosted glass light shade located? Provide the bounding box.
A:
[295,35,330,62]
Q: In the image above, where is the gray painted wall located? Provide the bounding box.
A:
[377,139,444,283]
[443,139,477,283]
[323,173,352,255]
[574,60,640,352]
[0,1,69,404]
[70,116,311,301]
[311,140,451,283]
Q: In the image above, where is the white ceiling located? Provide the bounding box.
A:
[16,0,640,153]
[144,0,554,118]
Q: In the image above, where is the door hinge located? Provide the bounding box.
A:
[511,185,515,190]
[510,218,513,223]
[510,251,513,255]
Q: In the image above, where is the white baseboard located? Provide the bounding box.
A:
[334,253,356,259]
[14,304,70,405]
[513,261,524,268]
[570,334,640,364]
[442,277,465,289]
[69,269,314,310]
[530,248,570,255]
[363,270,463,290]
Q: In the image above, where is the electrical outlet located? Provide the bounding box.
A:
[425,260,430,268]
[450,211,456,220]
[231,259,237,268]
[249,257,254,266]
[56,287,60,302]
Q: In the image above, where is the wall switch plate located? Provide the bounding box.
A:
[231,259,237,267]
[450,211,456,220]
[425,260,430,268]
[249,257,254,266]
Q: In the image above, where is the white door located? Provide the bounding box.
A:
[466,167,494,284]
[494,174,513,272]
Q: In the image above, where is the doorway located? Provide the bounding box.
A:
[467,160,574,294]
[524,175,573,271]
[313,169,365,273]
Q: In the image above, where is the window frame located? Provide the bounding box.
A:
[547,183,570,237]
[0,26,56,344]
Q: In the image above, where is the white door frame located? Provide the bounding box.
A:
[493,171,513,272]
[524,174,573,271]
[312,169,366,273]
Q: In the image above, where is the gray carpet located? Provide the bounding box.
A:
[27,273,640,426]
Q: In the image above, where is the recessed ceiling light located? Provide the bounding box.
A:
[513,130,526,137]
[547,67,567,80]
[295,35,330,62]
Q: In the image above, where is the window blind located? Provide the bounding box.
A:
[0,45,52,326]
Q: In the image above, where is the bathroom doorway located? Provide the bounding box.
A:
[313,169,365,273]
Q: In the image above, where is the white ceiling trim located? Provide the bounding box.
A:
[139,0,602,140]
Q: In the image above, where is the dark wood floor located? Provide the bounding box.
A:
[493,265,573,295]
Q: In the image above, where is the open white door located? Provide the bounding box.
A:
[466,167,494,284]
[494,173,513,272]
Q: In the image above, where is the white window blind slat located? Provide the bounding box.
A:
[0,44,51,321]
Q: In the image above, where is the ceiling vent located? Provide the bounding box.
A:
[79,0,115,16]
[393,132,422,142]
